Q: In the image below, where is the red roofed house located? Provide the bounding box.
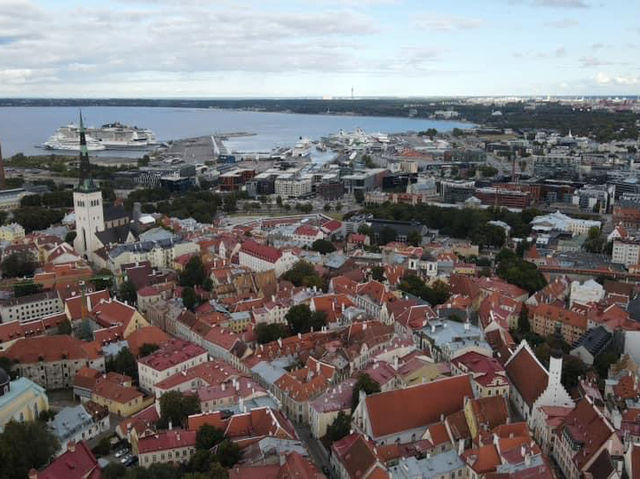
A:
[553,397,623,479]
[2,335,104,389]
[137,429,197,468]
[451,351,510,398]
[187,407,296,448]
[137,338,208,394]
[31,440,99,479]
[64,290,111,321]
[91,374,153,417]
[293,224,324,246]
[239,240,298,277]
[504,340,574,429]
[352,375,474,444]
[126,326,170,357]
[331,433,389,479]
[230,451,324,479]
[529,303,588,345]
[91,298,150,339]
[273,356,335,423]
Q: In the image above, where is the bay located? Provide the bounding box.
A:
[0,106,471,157]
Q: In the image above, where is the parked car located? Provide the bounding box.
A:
[120,454,132,464]
[114,448,128,458]
[124,456,138,467]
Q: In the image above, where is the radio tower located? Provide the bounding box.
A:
[0,141,5,190]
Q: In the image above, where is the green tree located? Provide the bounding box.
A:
[452,128,464,137]
[276,196,283,206]
[335,202,343,212]
[311,239,336,254]
[1,251,36,278]
[75,318,94,341]
[118,280,137,305]
[12,207,64,233]
[517,305,530,334]
[182,286,198,310]
[92,436,112,457]
[324,203,332,212]
[583,227,606,253]
[0,420,59,479]
[357,224,372,235]
[255,323,290,344]
[354,190,364,204]
[495,248,546,293]
[351,373,380,411]
[102,463,128,479]
[106,347,138,381]
[285,304,327,334]
[281,261,326,290]
[188,449,216,473]
[65,231,77,244]
[196,424,225,450]
[215,439,241,468]
[325,411,351,444]
[371,266,385,282]
[138,343,160,358]
[180,256,207,287]
[407,230,422,247]
[158,391,201,429]
[57,319,72,335]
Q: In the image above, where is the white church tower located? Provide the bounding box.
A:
[73,112,105,257]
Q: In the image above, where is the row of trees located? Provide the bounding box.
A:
[363,203,539,243]
[495,248,547,294]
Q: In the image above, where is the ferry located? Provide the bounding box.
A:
[44,122,157,151]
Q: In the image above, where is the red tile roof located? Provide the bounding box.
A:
[363,375,473,438]
[92,379,142,404]
[126,326,170,357]
[2,335,101,363]
[137,338,207,372]
[331,433,388,479]
[138,429,196,454]
[452,351,508,388]
[64,290,110,320]
[504,343,548,408]
[241,240,282,263]
[36,441,99,479]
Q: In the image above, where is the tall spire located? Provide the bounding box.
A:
[76,110,97,192]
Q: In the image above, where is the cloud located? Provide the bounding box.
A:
[595,72,639,85]
[545,18,578,28]
[533,0,589,7]
[413,13,484,31]
[579,56,615,67]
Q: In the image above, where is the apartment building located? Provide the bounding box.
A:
[0,291,63,324]
[137,338,208,394]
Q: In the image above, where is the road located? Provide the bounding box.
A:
[293,423,331,476]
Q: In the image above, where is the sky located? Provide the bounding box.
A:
[0,0,638,98]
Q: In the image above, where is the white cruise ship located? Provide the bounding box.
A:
[44,126,105,151]
[43,122,157,151]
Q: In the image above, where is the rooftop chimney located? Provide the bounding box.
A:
[67,441,76,452]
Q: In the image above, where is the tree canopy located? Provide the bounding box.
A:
[0,420,59,479]
[351,373,381,411]
[1,252,36,278]
[285,304,327,335]
[398,275,450,306]
[311,239,336,254]
[281,261,326,291]
[158,391,201,429]
[496,248,547,294]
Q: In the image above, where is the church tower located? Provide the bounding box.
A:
[73,112,104,256]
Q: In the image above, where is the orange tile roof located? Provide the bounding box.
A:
[126,326,170,357]
[364,375,473,438]
[2,335,101,363]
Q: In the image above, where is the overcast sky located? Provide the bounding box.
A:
[0,0,638,97]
